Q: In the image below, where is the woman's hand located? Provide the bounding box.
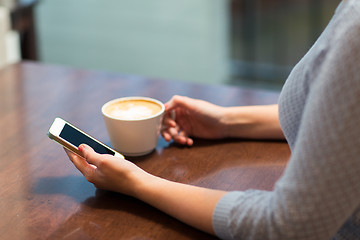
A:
[161,95,227,146]
[65,143,227,235]
[162,96,284,143]
[65,144,150,196]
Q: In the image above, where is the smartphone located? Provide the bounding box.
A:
[47,117,123,158]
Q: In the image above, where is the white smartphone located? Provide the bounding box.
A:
[47,117,123,158]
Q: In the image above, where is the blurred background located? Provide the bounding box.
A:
[1,0,340,89]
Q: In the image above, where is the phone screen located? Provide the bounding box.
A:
[59,123,115,155]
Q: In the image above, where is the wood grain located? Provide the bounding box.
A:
[0,62,290,240]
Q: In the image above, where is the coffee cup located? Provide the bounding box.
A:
[101,96,165,156]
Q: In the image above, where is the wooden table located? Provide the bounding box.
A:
[0,62,290,240]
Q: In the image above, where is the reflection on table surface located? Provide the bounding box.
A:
[0,62,290,240]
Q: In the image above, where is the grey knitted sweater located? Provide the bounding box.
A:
[213,1,360,239]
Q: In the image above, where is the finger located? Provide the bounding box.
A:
[162,125,183,144]
[161,130,172,142]
[178,131,194,146]
[162,114,177,128]
[161,124,177,142]
[168,127,188,145]
[186,138,194,146]
[162,126,193,145]
[177,130,194,146]
[64,148,96,175]
[79,144,101,166]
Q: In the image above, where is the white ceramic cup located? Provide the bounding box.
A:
[101,96,165,157]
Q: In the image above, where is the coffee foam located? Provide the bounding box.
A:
[105,100,162,120]
[110,105,154,120]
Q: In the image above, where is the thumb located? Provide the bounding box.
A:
[79,144,101,166]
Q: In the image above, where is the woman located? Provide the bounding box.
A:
[65,1,360,239]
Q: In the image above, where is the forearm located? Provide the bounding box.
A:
[132,174,227,235]
[222,104,284,140]
[69,145,227,235]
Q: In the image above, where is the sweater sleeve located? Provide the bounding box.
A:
[212,2,360,240]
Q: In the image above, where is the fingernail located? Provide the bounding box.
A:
[79,144,85,152]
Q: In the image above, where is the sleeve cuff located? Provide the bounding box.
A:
[212,191,244,240]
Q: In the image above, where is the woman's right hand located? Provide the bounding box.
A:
[65,144,152,196]
[161,95,227,146]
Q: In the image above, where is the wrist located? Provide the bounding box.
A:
[221,107,251,138]
[130,170,162,199]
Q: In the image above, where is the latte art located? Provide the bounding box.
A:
[109,104,154,120]
[104,99,162,120]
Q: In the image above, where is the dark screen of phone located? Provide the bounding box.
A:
[59,123,115,155]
